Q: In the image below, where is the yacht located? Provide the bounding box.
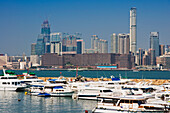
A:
[30,84,74,97]
[92,95,170,112]
[0,69,26,91]
[17,71,44,86]
[77,87,113,100]
[29,78,74,97]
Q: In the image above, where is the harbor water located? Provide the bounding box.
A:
[1,70,169,79]
[0,70,169,113]
[0,91,97,113]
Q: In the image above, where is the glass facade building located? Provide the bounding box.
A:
[130,7,137,55]
[35,34,45,56]
[150,32,159,57]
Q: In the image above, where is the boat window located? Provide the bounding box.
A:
[8,77,17,79]
[15,82,17,85]
[8,82,10,85]
[18,82,20,85]
[103,90,112,93]
[2,82,7,84]
[12,82,14,85]
[37,80,44,82]
[133,88,139,91]
[108,83,114,85]
[1,77,7,79]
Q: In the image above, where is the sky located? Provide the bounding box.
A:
[0,0,170,56]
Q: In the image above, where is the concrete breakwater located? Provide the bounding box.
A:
[38,77,170,85]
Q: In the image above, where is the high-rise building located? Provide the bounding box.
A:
[31,43,36,55]
[159,45,165,56]
[165,45,170,54]
[76,39,84,54]
[111,33,119,53]
[138,48,143,65]
[91,35,108,53]
[101,40,108,53]
[118,33,130,54]
[150,32,159,57]
[148,49,156,65]
[50,33,62,42]
[34,20,51,56]
[143,50,150,66]
[50,33,62,55]
[91,35,99,52]
[50,42,62,55]
[130,7,137,55]
[35,34,45,56]
[41,20,51,43]
[62,35,77,54]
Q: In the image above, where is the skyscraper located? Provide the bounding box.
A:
[31,43,36,55]
[130,7,137,55]
[62,34,77,54]
[118,33,130,54]
[50,33,62,55]
[76,39,84,54]
[34,20,51,56]
[91,35,99,52]
[111,33,119,53]
[41,20,51,43]
[91,35,108,53]
[148,49,156,65]
[138,48,143,65]
[35,34,45,55]
[150,32,159,57]
[159,45,165,56]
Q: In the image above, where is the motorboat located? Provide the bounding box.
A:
[29,83,74,97]
[0,69,26,91]
[17,71,44,86]
[92,95,170,112]
[77,87,113,100]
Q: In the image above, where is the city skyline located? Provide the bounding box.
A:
[0,0,170,56]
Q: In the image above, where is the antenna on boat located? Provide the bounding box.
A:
[3,69,6,76]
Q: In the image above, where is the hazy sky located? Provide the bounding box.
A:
[0,0,170,56]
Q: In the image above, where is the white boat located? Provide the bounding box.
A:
[17,72,44,86]
[92,95,170,112]
[29,78,74,97]
[0,69,26,91]
[77,87,113,100]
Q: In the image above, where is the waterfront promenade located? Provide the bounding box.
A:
[38,77,170,85]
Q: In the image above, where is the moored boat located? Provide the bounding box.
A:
[92,95,170,112]
[0,69,26,91]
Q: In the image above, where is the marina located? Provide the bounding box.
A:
[0,70,170,113]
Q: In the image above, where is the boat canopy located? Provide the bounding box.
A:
[53,86,63,89]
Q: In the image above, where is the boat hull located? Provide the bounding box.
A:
[0,86,25,91]
[50,92,74,97]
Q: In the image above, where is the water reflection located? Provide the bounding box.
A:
[0,91,97,113]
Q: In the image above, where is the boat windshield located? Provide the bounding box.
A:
[102,90,112,92]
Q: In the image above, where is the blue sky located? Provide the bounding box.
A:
[0,0,170,56]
